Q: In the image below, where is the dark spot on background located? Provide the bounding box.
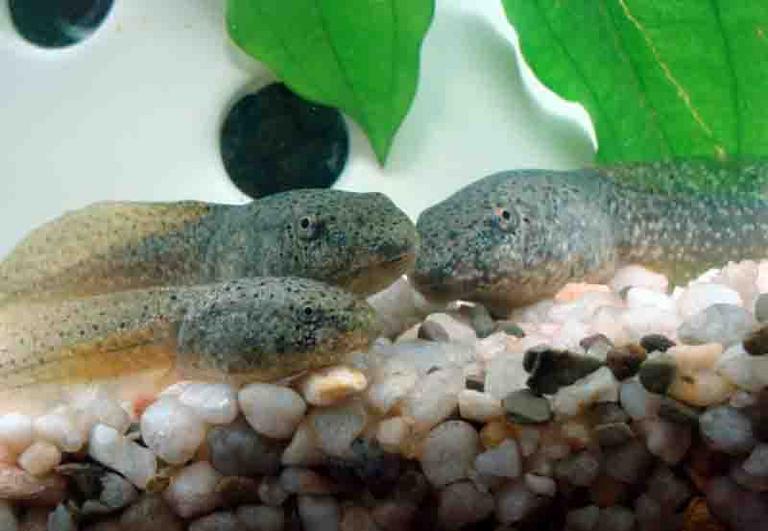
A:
[220,83,348,199]
[9,0,114,48]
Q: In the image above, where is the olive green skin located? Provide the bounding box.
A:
[414,167,768,316]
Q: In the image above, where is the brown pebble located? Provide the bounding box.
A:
[743,324,768,356]
[279,467,340,495]
[681,497,728,531]
[606,344,646,380]
[640,334,676,353]
[119,494,184,531]
[372,500,417,531]
[216,476,262,507]
[18,507,49,531]
[590,474,627,507]
[340,505,379,531]
[0,466,66,506]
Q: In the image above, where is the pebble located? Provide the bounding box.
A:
[88,424,157,489]
[494,481,543,524]
[562,420,591,449]
[581,333,613,361]
[237,504,285,531]
[679,303,755,347]
[365,362,418,414]
[621,306,681,343]
[189,511,241,531]
[366,276,432,338]
[640,333,676,353]
[418,320,449,341]
[458,390,504,422]
[638,353,677,394]
[647,465,692,509]
[419,420,479,487]
[474,439,521,478]
[308,401,367,458]
[502,389,552,424]
[524,473,556,496]
[591,402,630,424]
[552,367,619,417]
[298,495,340,531]
[299,366,368,406]
[497,320,526,337]
[524,346,603,395]
[215,476,261,508]
[400,367,464,432]
[119,494,184,531]
[207,418,282,476]
[643,418,691,464]
[626,286,677,313]
[140,396,205,465]
[0,465,66,504]
[371,500,417,530]
[699,406,756,454]
[17,441,60,477]
[0,501,17,531]
[595,422,634,447]
[468,304,497,338]
[279,467,338,495]
[604,439,654,483]
[755,293,768,322]
[677,283,742,320]
[258,476,289,507]
[382,339,475,374]
[95,472,139,512]
[596,505,635,531]
[620,379,661,420]
[70,389,132,435]
[340,506,377,531]
[554,451,601,486]
[163,461,222,519]
[566,505,600,531]
[609,265,668,293]
[33,409,83,452]
[485,353,529,399]
[605,344,647,380]
[658,396,700,426]
[47,504,75,531]
[743,444,768,477]
[281,421,325,467]
[177,383,238,425]
[238,383,307,439]
[743,323,768,355]
[0,414,33,454]
[438,481,494,529]
[716,344,768,391]
[375,417,411,452]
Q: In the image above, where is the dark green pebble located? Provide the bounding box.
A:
[638,354,677,395]
[418,320,449,342]
[640,334,676,353]
[467,304,496,338]
[658,396,700,426]
[503,389,552,424]
[524,346,603,395]
[595,423,635,447]
[496,320,525,338]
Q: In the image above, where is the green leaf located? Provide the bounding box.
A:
[501,1,768,171]
[227,0,435,164]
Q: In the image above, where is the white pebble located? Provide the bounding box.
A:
[419,420,479,487]
[282,421,325,467]
[140,396,205,465]
[677,283,742,320]
[401,367,464,432]
[34,409,84,452]
[89,424,157,489]
[524,473,556,496]
[609,265,668,293]
[484,353,528,400]
[474,439,521,478]
[365,362,417,414]
[716,344,768,392]
[164,461,222,519]
[237,505,284,531]
[239,383,306,439]
[298,495,340,531]
[366,276,433,338]
[552,367,619,417]
[620,379,660,420]
[17,441,61,476]
[384,340,475,374]
[375,417,412,452]
[643,419,691,465]
[0,413,33,454]
[178,383,238,425]
[626,287,677,313]
[70,389,131,435]
[495,481,542,524]
[308,401,367,458]
[438,481,494,529]
[423,313,477,344]
[458,390,504,422]
[621,307,680,342]
[299,366,367,407]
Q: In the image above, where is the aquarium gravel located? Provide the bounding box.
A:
[1,260,767,530]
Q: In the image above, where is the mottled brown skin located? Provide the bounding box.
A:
[0,277,379,397]
[0,189,418,300]
[414,166,768,316]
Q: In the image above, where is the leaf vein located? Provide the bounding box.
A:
[709,0,742,156]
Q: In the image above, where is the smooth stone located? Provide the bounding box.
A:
[474,439,521,478]
[524,346,603,395]
[379,339,475,374]
[17,441,60,477]
[604,439,654,484]
[495,481,543,525]
[365,362,418,414]
[468,304,497,338]
[0,501,17,531]
[743,444,768,477]
[258,476,289,507]
[88,424,156,489]
[366,277,433,339]
[677,283,742,320]
[213,476,260,508]
[610,265,668,293]
[743,324,768,356]
[552,367,619,417]
[638,353,677,394]
[340,506,377,531]
[606,344,647,380]
[502,390,551,424]
[419,420,479,487]
[0,413,33,454]
[140,397,205,465]
[299,366,367,407]
[207,418,282,476]
[595,423,634,447]
[422,313,477,344]
[375,417,411,452]
[580,333,613,358]
[497,320,526,337]
[679,304,756,347]
[619,379,660,420]
[621,306,681,343]
[437,481,494,529]
[626,287,677,313]
[643,418,691,465]
[70,389,132,436]
[308,401,367,458]
[238,383,307,439]
[418,320,450,341]
[47,504,75,531]
[0,466,66,504]
[400,367,464,432]
[640,334,676,353]
[298,495,340,531]
[646,465,691,510]
[730,460,768,492]
[565,505,600,531]
[596,506,635,531]
[524,473,556,497]
[119,495,184,531]
[371,500,417,530]
[189,511,240,531]
[554,451,601,486]
[281,421,325,467]
[755,293,768,322]
[716,344,768,392]
[485,353,529,400]
[177,383,238,425]
[279,467,338,495]
[237,504,285,531]
[163,461,222,519]
[98,472,138,512]
[458,390,504,422]
[668,345,733,406]
[700,406,756,454]
[33,409,83,452]
[657,396,700,426]
[590,402,630,424]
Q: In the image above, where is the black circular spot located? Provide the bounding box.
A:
[220,83,349,199]
[300,217,311,229]
[501,210,511,220]
[9,0,114,48]
[303,306,313,316]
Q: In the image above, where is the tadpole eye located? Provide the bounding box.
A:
[493,207,519,233]
[297,214,321,239]
[501,210,511,220]
[303,306,313,316]
[300,217,311,229]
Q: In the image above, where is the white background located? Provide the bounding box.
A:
[0,0,595,257]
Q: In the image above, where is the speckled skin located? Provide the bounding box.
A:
[0,189,418,300]
[414,166,768,316]
[0,277,378,393]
